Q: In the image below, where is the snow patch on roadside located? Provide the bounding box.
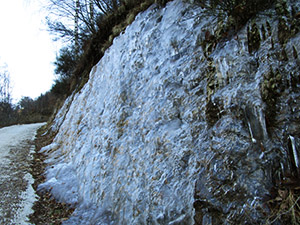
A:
[12,172,37,225]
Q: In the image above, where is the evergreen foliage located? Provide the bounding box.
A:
[54,47,77,82]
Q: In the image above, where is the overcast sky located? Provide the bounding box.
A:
[0,0,60,103]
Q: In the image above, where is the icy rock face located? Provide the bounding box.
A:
[40,0,300,224]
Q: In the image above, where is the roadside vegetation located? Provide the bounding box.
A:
[0,65,56,128]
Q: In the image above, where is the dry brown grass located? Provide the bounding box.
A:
[266,183,300,224]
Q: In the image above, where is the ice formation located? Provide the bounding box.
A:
[40,0,300,224]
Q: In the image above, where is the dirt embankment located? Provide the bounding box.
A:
[29,126,74,225]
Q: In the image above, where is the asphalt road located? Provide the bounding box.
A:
[0,123,45,224]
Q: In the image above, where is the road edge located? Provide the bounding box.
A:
[29,125,74,225]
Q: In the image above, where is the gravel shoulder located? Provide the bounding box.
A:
[0,123,44,224]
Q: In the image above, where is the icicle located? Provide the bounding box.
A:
[244,105,267,144]
[247,120,257,143]
[258,108,268,140]
[289,135,300,176]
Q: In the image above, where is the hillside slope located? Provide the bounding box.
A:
[39,0,300,224]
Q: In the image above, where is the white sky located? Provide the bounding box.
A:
[0,0,60,103]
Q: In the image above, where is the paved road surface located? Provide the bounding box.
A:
[0,123,45,224]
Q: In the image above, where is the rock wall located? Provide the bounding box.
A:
[40,0,300,224]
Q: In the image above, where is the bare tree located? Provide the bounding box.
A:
[0,64,13,127]
[46,0,97,43]
[45,0,125,44]
[75,0,80,55]
[0,65,12,104]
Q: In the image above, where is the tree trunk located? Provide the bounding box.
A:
[74,0,80,57]
[89,0,95,32]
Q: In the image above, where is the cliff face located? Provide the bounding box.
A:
[40,0,300,224]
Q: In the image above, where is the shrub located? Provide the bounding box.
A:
[54,47,77,81]
[195,0,276,26]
